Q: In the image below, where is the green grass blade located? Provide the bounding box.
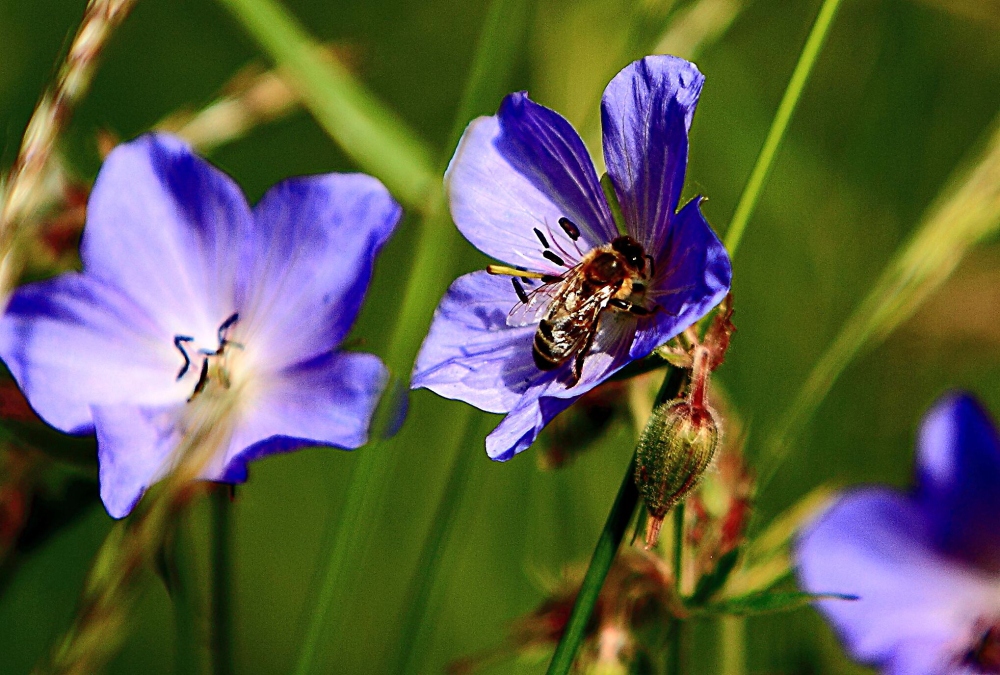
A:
[758,113,1000,490]
[289,0,529,671]
[723,0,843,256]
[217,0,436,211]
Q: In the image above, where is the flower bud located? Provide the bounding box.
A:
[634,399,719,548]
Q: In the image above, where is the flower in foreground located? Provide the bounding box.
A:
[0,133,401,518]
[412,55,731,460]
[796,393,1000,674]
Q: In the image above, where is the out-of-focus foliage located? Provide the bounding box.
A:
[1,0,999,673]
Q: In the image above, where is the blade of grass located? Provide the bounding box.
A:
[217,0,436,211]
[757,111,1000,491]
[385,1,531,671]
[722,0,843,256]
[289,0,529,670]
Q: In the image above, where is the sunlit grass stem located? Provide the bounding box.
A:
[757,109,1000,492]
[0,0,137,297]
[218,0,436,213]
[722,0,843,256]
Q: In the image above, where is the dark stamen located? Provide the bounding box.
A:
[533,227,550,249]
[218,312,239,346]
[512,278,529,304]
[174,336,194,380]
[543,250,566,267]
[520,276,534,285]
[190,359,210,400]
[558,217,580,241]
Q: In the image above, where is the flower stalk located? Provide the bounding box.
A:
[35,397,237,675]
[545,366,686,675]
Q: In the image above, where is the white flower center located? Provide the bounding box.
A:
[173,312,245,401]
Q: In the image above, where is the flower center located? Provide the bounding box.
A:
[173,312,243,401]
[966,621,1000,673]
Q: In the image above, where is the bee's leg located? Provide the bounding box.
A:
[609,298,653,316]
[569,326,600,385]
[645,255,656,278]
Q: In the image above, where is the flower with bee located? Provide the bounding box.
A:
[412,55,731,460]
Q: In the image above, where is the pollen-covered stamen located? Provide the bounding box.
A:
[557,217,580,241]
[174,313,243,400]
[542,250,566,267]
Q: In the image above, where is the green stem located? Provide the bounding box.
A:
[722,0,844,256]
[545,456,639,675]
[545,368,685,675]
[211,487,234,675]
[390,414,480,675]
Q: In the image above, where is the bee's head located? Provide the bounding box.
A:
[611,236,646,273]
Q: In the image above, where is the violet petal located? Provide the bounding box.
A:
[447,93,616,272]
[601,55,704,253]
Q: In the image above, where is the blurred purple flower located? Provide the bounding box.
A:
[412,55,731,460]
[797,393,1000,674]
[0,133,401,518]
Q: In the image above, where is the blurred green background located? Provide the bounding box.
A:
[2,0,1000,672]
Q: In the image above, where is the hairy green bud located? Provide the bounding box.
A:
[634,399,719,547]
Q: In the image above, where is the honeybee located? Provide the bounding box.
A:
[488,219,655,385]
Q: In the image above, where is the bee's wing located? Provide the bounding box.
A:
[545,286,616,360]
[507,276,571,327]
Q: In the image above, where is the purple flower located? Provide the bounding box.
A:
[411,55,731,460]
[796,393,1000,674]
[0,133,401,518]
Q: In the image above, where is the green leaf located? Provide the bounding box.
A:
[687,547,740,606]
[697,590,857,617]
[217,0,437,211]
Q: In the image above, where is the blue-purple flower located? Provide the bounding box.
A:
[0,133,401,518]
[797,393,1000,674]
[412,55,731,460]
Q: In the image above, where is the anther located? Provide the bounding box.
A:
[218,312,239,345]
[533,228,550,249]
[174,336,194,380]
[558,217,580,241]
[543,250,566,267]
[512,278,529,304]
[189,359,210,401]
